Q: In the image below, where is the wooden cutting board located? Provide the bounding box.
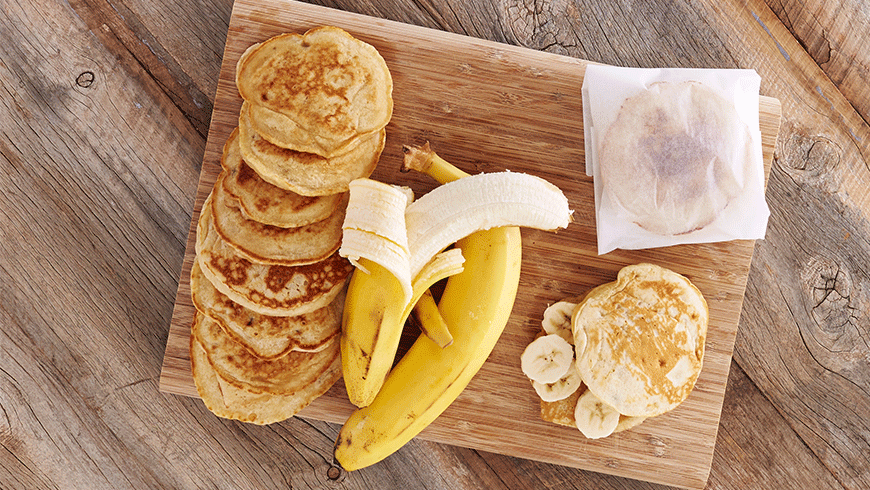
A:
[158,1,782,488]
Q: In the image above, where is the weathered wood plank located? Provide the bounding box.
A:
[704,3,870,489]
[708,363,846,489]
[2,0,868,488]
[763,0,870,125]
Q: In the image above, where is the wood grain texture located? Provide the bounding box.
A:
[2,0,868,488]
[764,0,870,125]
[156,1,781,488]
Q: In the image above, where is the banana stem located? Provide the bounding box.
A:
[402,142,469,184]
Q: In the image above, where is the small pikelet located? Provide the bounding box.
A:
[531,263,708,437]
[235,26,393,157]
[220,128,345,229]
[574,263,709,418]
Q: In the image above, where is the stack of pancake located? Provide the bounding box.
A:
[190,26,393,424]
[536,264,709,437]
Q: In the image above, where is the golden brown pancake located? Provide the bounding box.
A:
[246,102,378,158]
[195,190,354,317]
[220,128,343,228]
[599,81,751,235]
[190,260,341,359]
[210,170,346,266]
[573,263,708,417]
[191,336,341,425]
[192,311,340,395]
[237,102,384,196]
[235,26,393,149]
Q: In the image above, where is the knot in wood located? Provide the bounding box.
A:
[326,465,342,480]
[76,71,95,88]
[779,123,841,179]
[801,256,853,334]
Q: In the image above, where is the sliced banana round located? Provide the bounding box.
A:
[532,363,582,402]
[520,334,575,384]
[574,389,621,439]
[542,301,576,344]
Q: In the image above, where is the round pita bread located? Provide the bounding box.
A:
[599,81,752,235]
[220,128,343,228]
[573,263,708,417]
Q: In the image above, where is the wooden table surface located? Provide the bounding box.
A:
[1,0,868,488]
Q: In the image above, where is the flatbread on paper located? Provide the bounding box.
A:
[582,65,768,254]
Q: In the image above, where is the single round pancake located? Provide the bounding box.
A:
[247,102,378,158]
[192,311,340,396]
[238,102,384,196]
[190,260,341,359]
[220,128,343,228]
[235,26,393,147]
[211,170,346,266]
[599,81,751,235]
[573,263,708,417]
[195,190,354,317]
[191,336,341,425]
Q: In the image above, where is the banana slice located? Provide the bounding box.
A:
[521,334,574,384]
[542,301,576,344]
[532,363,582,402]
[574,389,620,439]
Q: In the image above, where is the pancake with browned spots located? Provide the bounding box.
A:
[237,102,384,196]
[573,263,708,417]
[190,260,341,359]
[210,170,346,266]
[191,334,341,425]
[220,128,343,228]
[235,26,393,155]
[195,190,353,317]
[192,311,339,395]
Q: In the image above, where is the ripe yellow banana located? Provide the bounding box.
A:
[334,145,524,470]
[410,289,453,348]
[341,250,464,408]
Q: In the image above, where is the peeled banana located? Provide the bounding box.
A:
[574,389,621,439]
[334,143,571,470]
[340,249,465,407]
[541,301,577,344]
[520,333,575,384]
[533,363,582,402]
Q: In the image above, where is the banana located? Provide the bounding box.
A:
[520,333,575,384]
[574,389,621,439]
[541,301,577,344]
[335,143,570,470]
[410,289,453,348]
[341,258,406,407]
[532,362,582,402]
[340,249,464,408]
